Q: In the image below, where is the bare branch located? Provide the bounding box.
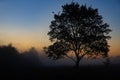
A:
[79,52,86,59]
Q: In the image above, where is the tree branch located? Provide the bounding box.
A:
[80,53,86,59]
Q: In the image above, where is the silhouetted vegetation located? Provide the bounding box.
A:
[44,2,112,69]
[0,44,42,69]
[20,47,42,68]
[0,44,19,68]
[0,44,120,79]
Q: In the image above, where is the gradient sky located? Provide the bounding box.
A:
[0,0,120,56]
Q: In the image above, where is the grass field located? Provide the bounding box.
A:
[0,65,120,80]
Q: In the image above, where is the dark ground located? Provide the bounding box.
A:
[0,65,120,80]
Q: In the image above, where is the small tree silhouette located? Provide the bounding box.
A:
[44,2,111,69]
[20,47,42,67]
[0,44,19,67]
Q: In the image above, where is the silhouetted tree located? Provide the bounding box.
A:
[20,47,41,67]
[0,44,19,67]
[44,2,111,69]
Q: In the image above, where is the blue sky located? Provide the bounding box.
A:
[0,0,120,55]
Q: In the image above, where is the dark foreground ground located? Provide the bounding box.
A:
[0,65,120,80]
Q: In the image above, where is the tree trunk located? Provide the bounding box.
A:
[75,55,84,70]
[75,59,80,70]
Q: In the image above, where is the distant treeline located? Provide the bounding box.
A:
[0,44,42,69]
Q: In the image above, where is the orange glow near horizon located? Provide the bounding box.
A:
[0,33,119,57]
[109,37,120,57]
[0,30,51,52]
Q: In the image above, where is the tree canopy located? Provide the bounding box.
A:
[44,2,112,68]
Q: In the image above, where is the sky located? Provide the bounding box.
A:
[0,0,120,56]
